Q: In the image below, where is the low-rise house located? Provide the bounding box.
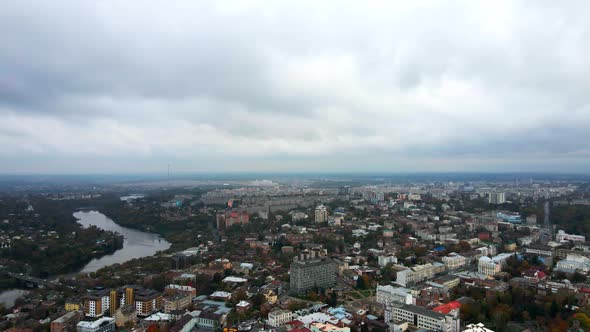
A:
[51,311,81,332]
[114,304,137,328]
[76,317,115,332]
[268,309,293,327]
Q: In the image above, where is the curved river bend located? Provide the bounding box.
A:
[72,210,171,273]
[0,210,170,307]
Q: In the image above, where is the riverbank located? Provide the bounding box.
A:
[0,197,126,287]
[71,210,171,274]
[94,195,214,252]
[0,210,172,308]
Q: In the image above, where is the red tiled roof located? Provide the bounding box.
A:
[433,301,462,314]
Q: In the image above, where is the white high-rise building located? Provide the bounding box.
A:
[488,192,506,205]
[315,205,328,223]
[378,254,398,267]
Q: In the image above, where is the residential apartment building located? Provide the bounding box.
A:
[315,205,328,223]
[363,191,384,204]
[65,299,82,312]
[378,254,398,267]
[290,257,337,293]
[135,289,163,317]
[216,210,250,230]
[51,311,81,332]
[386,303,460,332]
[84,292,110,318]
[164,293,191,313]
[488,192,506,205]
[376,285,413,306]
[165,284,197,297]
[268,309,293,327]
[395,263,445,287]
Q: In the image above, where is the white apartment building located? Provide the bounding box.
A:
[396,263,445,287]
[442,253,467,271]
[268,309,293,327]
[556,230,586,243]
[378,254,398,267]
[376,285,413,305]
[315,205,328,223]
[488,192,506,205]
[385,303,460,332]
[84,294,110,318]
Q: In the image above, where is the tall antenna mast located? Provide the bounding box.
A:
[168,163,171,188]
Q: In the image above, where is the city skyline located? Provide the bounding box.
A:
[1,1,590,174]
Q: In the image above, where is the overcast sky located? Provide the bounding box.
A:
[1,1,589,174]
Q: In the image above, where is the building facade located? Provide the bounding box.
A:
[488,192,506,205]
[51,311,81,332]
[385,303,459,332]
[268,309,293,327]
[442,253,467,271]
[556,254,590,273]
[114,304,137,328]
[556,230,586,243]
[478,253,513,276]
[134,289,163,317]
[164,293,191,313]
[376,285,413,306]
[76,317,115,332]
[290,258,337,293]
[378,254,398,267]
[315,205,328,223]
[395,263,445,287]
[84,292,110,318]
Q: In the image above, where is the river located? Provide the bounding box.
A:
[0,210,171,307]
[72,210,171,273]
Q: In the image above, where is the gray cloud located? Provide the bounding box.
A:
[0,0,589,173]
